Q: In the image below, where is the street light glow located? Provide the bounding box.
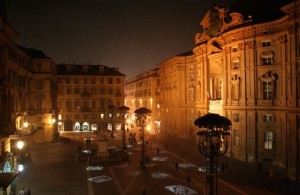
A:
[23,122,28,128]
[17,140,24,150]
[146,125,151,132]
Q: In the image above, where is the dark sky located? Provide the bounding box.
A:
[6,0,237,79]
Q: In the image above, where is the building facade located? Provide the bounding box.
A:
[56,64,126,133]
[158,0,300,180]
[0,14,58,144]
[124,68,160,132]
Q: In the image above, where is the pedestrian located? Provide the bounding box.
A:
[175,162,179,171]
[221,163,225,173]
[145,156,149,165]
[156,147,160,156]
[269,168,274,177]
[257,162,263,171]
[282,176,290,188]
[187,175,191,187]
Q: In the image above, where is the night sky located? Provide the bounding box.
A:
[6,0,237,79]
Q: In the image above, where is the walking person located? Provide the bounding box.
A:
[175,162,179,171]
[187,175,191,187]
[269,168,274,177]
[156,147,160,156]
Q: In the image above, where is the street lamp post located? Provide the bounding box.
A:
[117,106,130,150]
[194,113,231,195]
[108,105,116,137]
[134,107,152,169]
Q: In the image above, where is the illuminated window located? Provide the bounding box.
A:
[100,113,105,119]
[264,131,273,150]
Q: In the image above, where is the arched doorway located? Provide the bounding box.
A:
[74,122,81,131]
[82,122,89,131]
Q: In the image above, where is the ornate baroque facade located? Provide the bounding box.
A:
[158,0,300,180]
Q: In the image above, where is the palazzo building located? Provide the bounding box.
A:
[158,0,300,180]
[0,14,58,144]
[124,68,160,132]
[56,64,126,132]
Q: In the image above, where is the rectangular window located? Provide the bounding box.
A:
[74,101,80,109]
[189,74,195,81]
[262,56,272,65]
[74,88,80,94]
[36,80,44,89]
[262,40,271,47]
[100,87,105,94]
[232,61,239,69]
[66,88,72,94]
[263,81,273,100]
[263,114,273,122]
[109,78,113,84]
[100,113,105,119]
[91,88,96,94]
[91,77,95,84]
[73,78,79,84]
[66,101,72,109]
[264,131,273,149]
[108,87,113,94]
[65,77,70,84]
[232,47,238,52]
[233,113,239,123]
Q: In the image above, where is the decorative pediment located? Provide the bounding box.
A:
[196,4,246,44]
